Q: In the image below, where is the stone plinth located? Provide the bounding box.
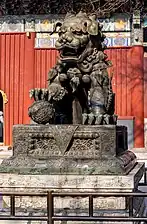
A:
[1,124,136,175]
[0,124,142,223]
[0,163,145,224]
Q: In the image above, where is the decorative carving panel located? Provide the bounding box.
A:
[12,125,121,159]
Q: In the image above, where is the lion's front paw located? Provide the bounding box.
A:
[82,113,117,125]
[29,88,48,101]
[82,113,103,125]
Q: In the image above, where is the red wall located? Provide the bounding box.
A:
[144,53,147,118]
[0,33,144,148]
[0,33,35,145]
[106,46,144,148]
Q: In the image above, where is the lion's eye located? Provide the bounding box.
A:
[73,31,82,35]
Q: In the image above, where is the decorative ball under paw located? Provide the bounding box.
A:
[28,101,55,124]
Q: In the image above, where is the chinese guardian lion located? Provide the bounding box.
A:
[28,12,117,125]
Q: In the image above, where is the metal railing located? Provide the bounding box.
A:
[0,191,146,223]
[0,192,48,222]
[0,167,146,223]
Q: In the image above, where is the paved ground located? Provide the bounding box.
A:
[0,222,45,224]
[0,146,12,164]
[0,148,27,224]
[0,222,30,224]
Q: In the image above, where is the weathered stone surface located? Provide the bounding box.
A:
[12,124,117,157]
[0,163,144,191]
[0,163,145,224]
[1,124,136,175]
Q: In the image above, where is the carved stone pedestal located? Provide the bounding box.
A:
[1,124,136,175]
[0,124,145,223]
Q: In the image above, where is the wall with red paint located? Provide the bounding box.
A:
[0,33,144,147]
[34,49,58,88]
[106,46,144,148]
[0,33,35,145]
[144,53,147,118]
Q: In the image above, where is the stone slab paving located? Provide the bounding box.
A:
[0,147,12,164]
[0,221,47,224]
[0,222,29,224]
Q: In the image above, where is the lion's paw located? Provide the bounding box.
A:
[82,113,103,125]
[82,113,117,125]
[29,88,49,101]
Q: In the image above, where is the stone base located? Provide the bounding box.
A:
[132,147,147,166]
[0,151,136,175]
[0,163,145,224]
[1,124,136,175]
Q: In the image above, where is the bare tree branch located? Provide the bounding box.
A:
[71,0,144,16]
[0,0,144,16]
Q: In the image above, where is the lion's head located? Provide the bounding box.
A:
[52,12,105,63]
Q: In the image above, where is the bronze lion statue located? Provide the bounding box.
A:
[28,12,117,125]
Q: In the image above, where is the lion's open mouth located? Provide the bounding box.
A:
[61,47,77,56]
[58,45,85,61]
